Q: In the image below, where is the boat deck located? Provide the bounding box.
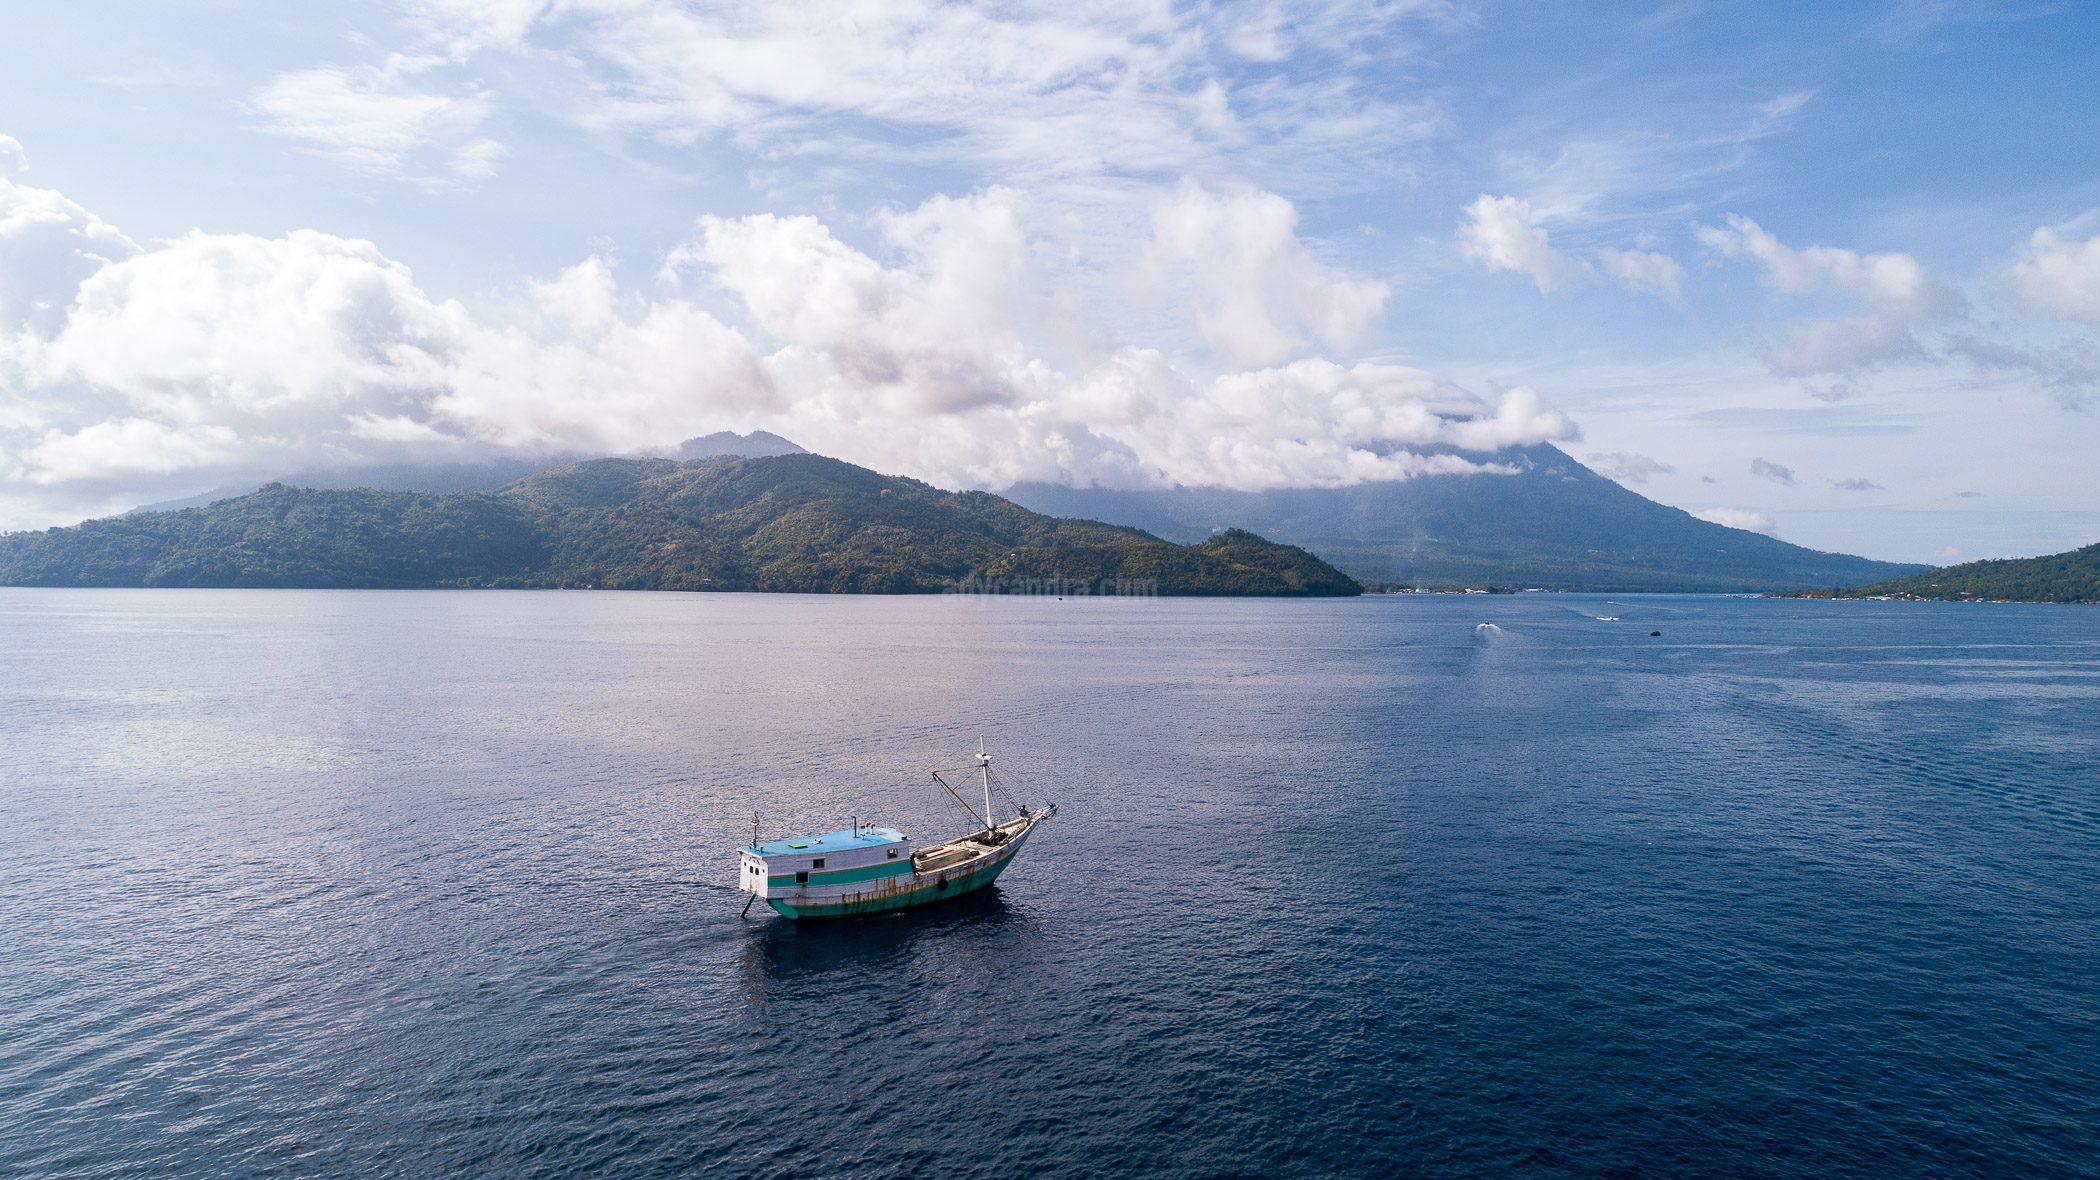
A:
[910,817,1029,872]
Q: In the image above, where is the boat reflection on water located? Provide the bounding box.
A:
[737,886,1026,991]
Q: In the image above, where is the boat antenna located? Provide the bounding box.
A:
[979,737,994,837]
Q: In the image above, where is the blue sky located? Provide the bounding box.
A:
[2,0,2096,561]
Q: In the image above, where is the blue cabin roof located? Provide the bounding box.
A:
[746,826,907,858]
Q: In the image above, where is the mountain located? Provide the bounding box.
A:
[674,430,807,460]
[1004,444,1927,592]
[1784,541,2100,603]
[0,453,1359,596]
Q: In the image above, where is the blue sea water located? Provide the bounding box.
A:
[2,589,2097,1178]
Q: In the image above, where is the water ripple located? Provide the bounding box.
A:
[2,591,2097,1177]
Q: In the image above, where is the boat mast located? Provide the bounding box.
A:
[978,737,993,834]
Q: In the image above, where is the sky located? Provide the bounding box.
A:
[2,0,2097,563]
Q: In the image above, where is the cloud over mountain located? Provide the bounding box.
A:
[0,160,1574,528]
[1694,507,1777,535]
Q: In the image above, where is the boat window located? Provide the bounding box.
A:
[795,871,809,884]
[887,848,898,858]
[812,858,825,869]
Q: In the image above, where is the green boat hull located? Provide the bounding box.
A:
[766,842,1020,920]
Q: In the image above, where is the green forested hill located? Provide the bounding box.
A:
[0,454,1359,596]
[1789,541,2100,603]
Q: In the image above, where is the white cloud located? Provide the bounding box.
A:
[1696,214,1983,392]
[1696,213,1956,316]
[251,54,497,177]
[1460,194,1682,295]
[0,135,25,174]
[358,0,1445,193]
[1150,182,1389,366]
[1694,216,2098,412]
[666,192,1568,490]
[1693,507,1777,535]
[0,174,1582,528]
[1442,385,1578,451]
[24,419,244,485]
[30,229,462,425]
[2008,226,2100,326]
[1758,314,1925,377]
[450,138,507,179]
[401,0,551,55]
[3,220,773,524]
[1,169,140,335]
[678,191,1041,416]
[1458,194,1584,293]
[1598,246,1684,295]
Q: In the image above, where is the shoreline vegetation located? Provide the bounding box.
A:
[0,454,1361,598]
[1770,541,2100,604]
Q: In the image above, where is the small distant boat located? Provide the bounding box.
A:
[737,740,1055,920]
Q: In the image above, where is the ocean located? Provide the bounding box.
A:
[2,589,2096,1177]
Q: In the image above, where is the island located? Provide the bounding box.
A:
[0,453,1361,597]
[1778,540,2100,604]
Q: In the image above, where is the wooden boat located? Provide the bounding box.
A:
[737,741,1054,919]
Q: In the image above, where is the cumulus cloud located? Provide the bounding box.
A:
[0,134,25,174]
[251,54,497,177]
[1,168,140,335]
[1586,451,1673,484]
[1748,457,1795,485]
[1151,182,1389,366]
[1696,214,2099,412]
[666,190,1568,489]
[1693,507,1777,535]
[1697,213,1975,390]
[1458,194,1585,293]
[1460,194,1684,295]
[2008,226,2100,326]
[0,172,1580,528]
[672,189,1042,416]
[1696,213,1958,316]
[7,229,770,505]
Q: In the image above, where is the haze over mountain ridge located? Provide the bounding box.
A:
[129,432,810,515]
[79,435,1930,594]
